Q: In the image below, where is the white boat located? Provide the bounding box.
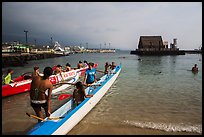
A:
[27,64,122,135]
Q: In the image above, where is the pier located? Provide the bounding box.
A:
[130,49,202,55]
[2,52,66,68]
[2,49,116,68]
[183,50,202,54]
[130,49,186,55]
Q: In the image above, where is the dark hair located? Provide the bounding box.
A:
[88,62,94,67]
[7,69,13,74]
[84,60,88,63]
[57,64,62,67]
[75,81,84,91]
[66,63,71,67]
[43,67,53,79]
[34,66,39,70]
[79,61,82,63]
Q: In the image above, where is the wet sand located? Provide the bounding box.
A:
[68,122,201,135]
[2,92,68,135]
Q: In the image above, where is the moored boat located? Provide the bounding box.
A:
[27,64,122,135]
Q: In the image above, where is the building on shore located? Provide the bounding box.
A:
[130,36,185,55]
[2,43,32,53]
[2,41,116,54]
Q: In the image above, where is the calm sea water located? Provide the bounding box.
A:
[2,51,202,135]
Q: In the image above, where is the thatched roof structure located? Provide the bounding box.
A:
[138,36,164,49]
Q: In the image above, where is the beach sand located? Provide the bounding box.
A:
[68,122,201,135]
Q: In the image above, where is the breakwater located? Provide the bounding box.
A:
[130,49,202,55]
[2,52,66,68]
[130,50,186,55]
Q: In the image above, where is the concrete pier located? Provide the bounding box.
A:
[2,52,66,67]
[130,50,186,55]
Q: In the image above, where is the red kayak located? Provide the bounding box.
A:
[2,64,98,97]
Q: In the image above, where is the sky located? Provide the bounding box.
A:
[2,2,202,50]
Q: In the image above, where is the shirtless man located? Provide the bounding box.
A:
[64,63,72,72]
[77,61,83,69]
[29,67,53,122]
[54,64,64,82]
[192,64,198,73]
[110,62,116,70]
[54,64,62,75]
[104,62,110,74]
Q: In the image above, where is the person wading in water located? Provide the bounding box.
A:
[29,67,53,122]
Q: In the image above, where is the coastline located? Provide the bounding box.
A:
[68,122,201,135]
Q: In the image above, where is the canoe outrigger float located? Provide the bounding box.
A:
[51,72,80,95]
[27,64,122,135]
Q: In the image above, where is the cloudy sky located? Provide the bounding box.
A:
[2,2,202,50]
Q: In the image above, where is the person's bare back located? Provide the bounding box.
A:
[30,76,52,101]
[29,67,53,122]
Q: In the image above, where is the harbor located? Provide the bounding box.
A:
[2,41,116,67]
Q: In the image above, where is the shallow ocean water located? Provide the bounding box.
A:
[2,51,202,135]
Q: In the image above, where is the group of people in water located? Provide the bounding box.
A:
[27,61,117,122]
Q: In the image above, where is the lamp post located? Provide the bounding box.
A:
[51,37,53,47]
[24,30,28,45]
[34,39,36,46]
[86,42,88,49]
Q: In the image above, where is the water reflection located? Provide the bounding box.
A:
[137,56,163,76]
[168,56,177,73]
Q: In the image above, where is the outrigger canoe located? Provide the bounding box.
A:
[27,64,121,135]
[2,64,98,97]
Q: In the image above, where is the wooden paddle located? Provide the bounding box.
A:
[48,117,65,120]
[54,82,101,87]
[26,112,45,122]
[26,112,64,121]
[96,69,105,73]
[53,82,76,86]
